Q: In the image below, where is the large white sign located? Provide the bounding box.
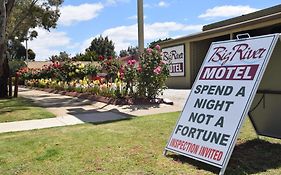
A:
[165,34,279,170]
[162,44,185,76]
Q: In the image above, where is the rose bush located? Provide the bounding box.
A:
[137,45,170,98]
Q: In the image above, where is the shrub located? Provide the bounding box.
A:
[137,45,170,98]
[122,60,138,97]
[9,60,27,76]
[100,56,121,83]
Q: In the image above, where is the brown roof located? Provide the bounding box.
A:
[160,4,281,45]
[26,61,52,69]
[203,4,281,31]
[118,55,137,63]
[26,61,100,69]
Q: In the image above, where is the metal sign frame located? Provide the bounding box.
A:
[164,34,279,175]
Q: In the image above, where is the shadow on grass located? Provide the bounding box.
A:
[167,154,219,174]
[0,107,29,115]
[118,104,161,112]
[226,139,281,174]
[0,97,33,115]
[67,107,135,124]
[28,97,94,108]
[167,139,281,175]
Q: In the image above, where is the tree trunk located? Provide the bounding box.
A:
[0,56,9,98]
[0,0,10,98]
[0,0,7,76]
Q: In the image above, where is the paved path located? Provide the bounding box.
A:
[0,87,190,133]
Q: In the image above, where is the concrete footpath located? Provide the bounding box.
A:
[0,87,190,133]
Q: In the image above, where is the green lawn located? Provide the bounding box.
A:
[0,97,55,122]
[0,112,281,175]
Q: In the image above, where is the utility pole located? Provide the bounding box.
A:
[137,0,144,54]
[25,38,28,61]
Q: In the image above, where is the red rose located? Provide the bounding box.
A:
[99,55,104,61]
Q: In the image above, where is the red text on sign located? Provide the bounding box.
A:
[208,43,266,65]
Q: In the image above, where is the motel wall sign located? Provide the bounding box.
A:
[162,44,185,76]
[164,34,279,174]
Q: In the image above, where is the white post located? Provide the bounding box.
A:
[25,38,28,61]
[137,0,144,54]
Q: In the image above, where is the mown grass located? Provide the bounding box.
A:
[0,97,55,122]
[0,112,281,174]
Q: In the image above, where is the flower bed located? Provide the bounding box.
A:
[26,86,163,105]
[18,45,171,105]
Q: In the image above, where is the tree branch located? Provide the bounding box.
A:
[8,0,38,38]
[0,0,6,42]
[6,0,15,17]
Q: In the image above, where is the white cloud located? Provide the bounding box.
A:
[105,0,130,5]
[30,22,202,60]
[97,22,202,53]
[199,5,259,19]
[143,3,151,8]
[128,15,147,20]
[59,3,104,26]
[158,1,169,7]
[144,1,169,8]
[128,15,137,20]
[28,28,73,60]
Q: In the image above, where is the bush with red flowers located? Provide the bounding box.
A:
[100,55,121,82]
[137,45,170,98]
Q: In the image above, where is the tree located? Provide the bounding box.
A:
[119,49,128,57]
[119,46,138,58]
[0,0,15,98]
[7,40,26,60]
[0,0,63,98]
[148,38,172,48]
[74,50,97,61]
[127,46,138,57]
[27,49,35,61]
[49,51,70,62]
[7,40,36,60]
[87,36,115,59]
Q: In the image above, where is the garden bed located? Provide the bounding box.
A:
[18,45,172,106]
[24,86,165,105]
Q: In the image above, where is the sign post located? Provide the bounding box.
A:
[164,34,279,174]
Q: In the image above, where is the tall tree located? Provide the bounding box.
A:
[7,40,36,60]
[7,40,26,60]
[27,49,35,61]
[49,51,70,62]
[0,0,14,98]
[74,50,97,61]
[119,49,128,57]
[119,46,138,58]
[87,36,115,58]
[148,38,172,48]
[0,0,63,98]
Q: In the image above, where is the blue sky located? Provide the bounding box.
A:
[29,0,281,61]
